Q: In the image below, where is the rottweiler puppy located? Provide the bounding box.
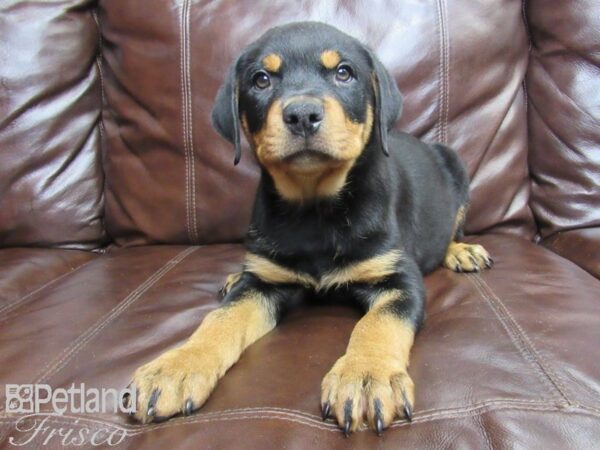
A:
[129,21,492,436]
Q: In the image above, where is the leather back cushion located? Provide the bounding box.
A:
[526,0,600,240]
[0,0,106,249]
[100,0,537,246]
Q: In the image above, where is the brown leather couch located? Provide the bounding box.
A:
[1,1,599,448]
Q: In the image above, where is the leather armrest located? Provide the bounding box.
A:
[542,228,600,279]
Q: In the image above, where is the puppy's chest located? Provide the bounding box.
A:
[245,224,398,291]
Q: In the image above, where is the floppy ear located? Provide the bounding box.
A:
[211,61,242,165]
[367,50,402,156]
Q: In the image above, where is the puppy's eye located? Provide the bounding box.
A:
[253,71,271,89]
[335,64,354,82]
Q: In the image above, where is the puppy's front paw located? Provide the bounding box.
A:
[129,345,220,423]
[444,242,493,273]
[220,272,242,297]
[321,353,414,436]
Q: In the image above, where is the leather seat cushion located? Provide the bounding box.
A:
[1,235,599,448]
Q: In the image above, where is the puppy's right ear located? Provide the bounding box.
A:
[211,61,242,165]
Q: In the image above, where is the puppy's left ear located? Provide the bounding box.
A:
[211,61,242,165]
[367,50,402,156]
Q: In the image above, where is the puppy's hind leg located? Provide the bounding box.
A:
[443,205,493,273]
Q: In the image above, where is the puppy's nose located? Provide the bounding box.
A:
[283,101,324,137]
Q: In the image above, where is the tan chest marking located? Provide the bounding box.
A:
[244,250,402,290]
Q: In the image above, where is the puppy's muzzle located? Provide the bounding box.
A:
[283,98,324,137]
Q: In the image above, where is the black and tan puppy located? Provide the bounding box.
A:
[129,22,492,435]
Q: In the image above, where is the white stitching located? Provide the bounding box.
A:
[179,1,192,243]
[469,275,563,401]
[31,247,198,386]
[471,274,573,404]
[0,258,94,319]
[2,402,598,437]
[435,0,450,144]
[184,0,198,244]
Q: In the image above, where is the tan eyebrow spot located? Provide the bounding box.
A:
[320,50,341,69]
[262,53,282,72]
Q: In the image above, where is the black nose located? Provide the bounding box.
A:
[283,101,324,137]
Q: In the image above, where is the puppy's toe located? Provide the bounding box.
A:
[130,346,217,423]
[444,242,493,273]
[321,354,414,436]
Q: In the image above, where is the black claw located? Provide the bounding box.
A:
[343,418,352,437]
[403,403,413,422]
[184,399,194,416]
[374,398,384,436]
[455,264,463,273]
[375,416,383,436]
[321,402,331,421]
[343,399,353,437]
[401,389,413,422]
[147,388,160,418]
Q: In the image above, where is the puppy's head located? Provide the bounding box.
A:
[212,22,402,201]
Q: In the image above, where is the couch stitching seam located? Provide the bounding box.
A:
[0,257,96,319]
[179,0,193,243]
[435,0,449,144]
[471,274,573,405]
[469,275,563,401]
[2,402,597,436]
[28,247,198,388]
[184,0,198,244]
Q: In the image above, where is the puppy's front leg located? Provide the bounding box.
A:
[130,272,297,423]
[321,259,425,436]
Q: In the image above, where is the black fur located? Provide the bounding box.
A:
[212,22,470,331]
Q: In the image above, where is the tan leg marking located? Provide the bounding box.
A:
[321,290,415,434]
[130,292,274,423]
[451,205,467,239]
[443,241,493,273]
[220,272,242,296]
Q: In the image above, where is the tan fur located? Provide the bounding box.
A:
[245,253,317,288]
[245,250,401,291]
[451,205,466,239]
[262,53,282,72]
[444,241,492,272]
[244,96,373,202]
[320,50,341,69]
[131,292,274,423]
[222,272,242,295]
[321,290,415,432]
[319,250,402,291]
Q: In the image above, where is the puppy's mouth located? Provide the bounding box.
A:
[281,148,342,173]
[283,149,333,165]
